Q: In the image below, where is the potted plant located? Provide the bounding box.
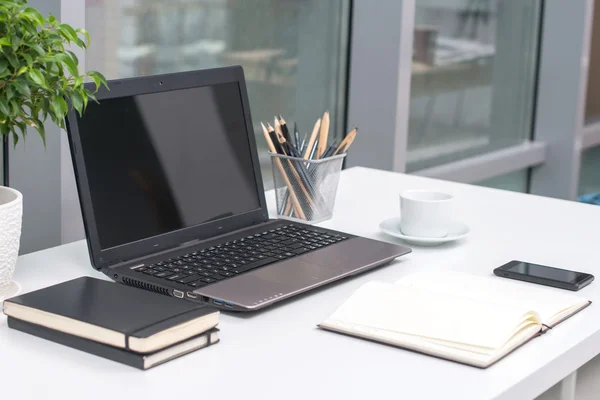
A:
[0,0,106,299]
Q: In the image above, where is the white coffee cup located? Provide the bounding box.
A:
[400,190,453,238]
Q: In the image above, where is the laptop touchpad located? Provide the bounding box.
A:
[251,259,342,289]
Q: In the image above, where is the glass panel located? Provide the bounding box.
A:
[407,1,541,172]
[585,0,600,123]
[85,0,350,189]
[578,146,600,204]
[476,170,529,193]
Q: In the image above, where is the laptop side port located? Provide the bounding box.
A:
[224,302,233,308]
[173,290,184,298]
[186,292,198,299]
[213,299,223,305]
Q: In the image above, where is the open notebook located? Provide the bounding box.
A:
[319,271,591,368]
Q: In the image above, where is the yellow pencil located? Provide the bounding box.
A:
[317,110,330,158]
[303,118,321,159]
[333,128,357,155]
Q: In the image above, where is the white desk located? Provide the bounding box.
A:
[2,167,599,400]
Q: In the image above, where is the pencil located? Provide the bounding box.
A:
[303,118,321,159]
[279,115,293,145]
[274,117,284,141]
[317,110,330,158]
[267,123,306,219]
[333,128,357,155]
[274,127,316,210]
[263,124,306,219]
[320,139,340,159]
[261,122,277,153]
[267,123,283,154]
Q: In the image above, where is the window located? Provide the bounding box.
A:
[476,170,529,193]
[585,0,600,123]
[85,0,351,189]
[578,146,600,199]
[407,1,541,172]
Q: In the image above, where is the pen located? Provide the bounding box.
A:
[300,132,307,153]
[293,121,300,150]
[308,138,318,160]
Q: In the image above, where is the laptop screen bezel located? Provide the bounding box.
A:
[65,66,269,270]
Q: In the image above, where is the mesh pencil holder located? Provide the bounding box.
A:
[270,152,346,224]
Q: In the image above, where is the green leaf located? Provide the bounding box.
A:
[22,53,33,66]
[56,53,78,77]
[41,98,49,121]
[13,80,30,97]
[87,71,108,91]
[11,34,20,52]
[74,76,84,88]
[70,89,83,116]
[3,50,18,68]
[81,88,88,110]
[23,7,44,27]
[0,37,9,47]
[50,95,67,118]
[0,98,9,115]
[9,99,19,116]
[14,121,26,141]
[0,59,7,74]
[12,130,19,147]
[20,18,37,35]
[28,69,46,88]
[67,50,79,67]
[76,28,90,46]
[6,84,15,100]
[16,65,27,76]
[59,24,78,43]
[24,42,45,56]
[31,116,45,146]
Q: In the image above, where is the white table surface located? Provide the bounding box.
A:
[2,166,600,400]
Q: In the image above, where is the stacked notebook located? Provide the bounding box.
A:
[319,271,591,368]
[3,277,219,370]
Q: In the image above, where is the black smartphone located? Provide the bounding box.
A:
[494,260,594,291]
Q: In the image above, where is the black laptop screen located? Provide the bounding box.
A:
[76,82,261,250]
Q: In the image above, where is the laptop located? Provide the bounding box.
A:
[65,66,411,311]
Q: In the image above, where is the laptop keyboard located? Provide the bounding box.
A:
[132,224,348,289]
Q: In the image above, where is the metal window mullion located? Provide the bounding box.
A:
[529,0,594,200]
[412,142,547,184]
[345,0,414,173]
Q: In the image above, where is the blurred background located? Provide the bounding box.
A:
[6,0,600,253]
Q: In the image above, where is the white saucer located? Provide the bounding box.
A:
[0,280,22,303]
[379,217,470,246]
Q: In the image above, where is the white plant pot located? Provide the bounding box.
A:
[0,186,22,298]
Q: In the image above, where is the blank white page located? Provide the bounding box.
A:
[396,271,588,326]
[323,281,540,350]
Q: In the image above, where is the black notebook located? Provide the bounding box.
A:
[3,277,219,353]
[8,317,219,370]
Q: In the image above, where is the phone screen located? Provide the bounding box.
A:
[505,262,586,283]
